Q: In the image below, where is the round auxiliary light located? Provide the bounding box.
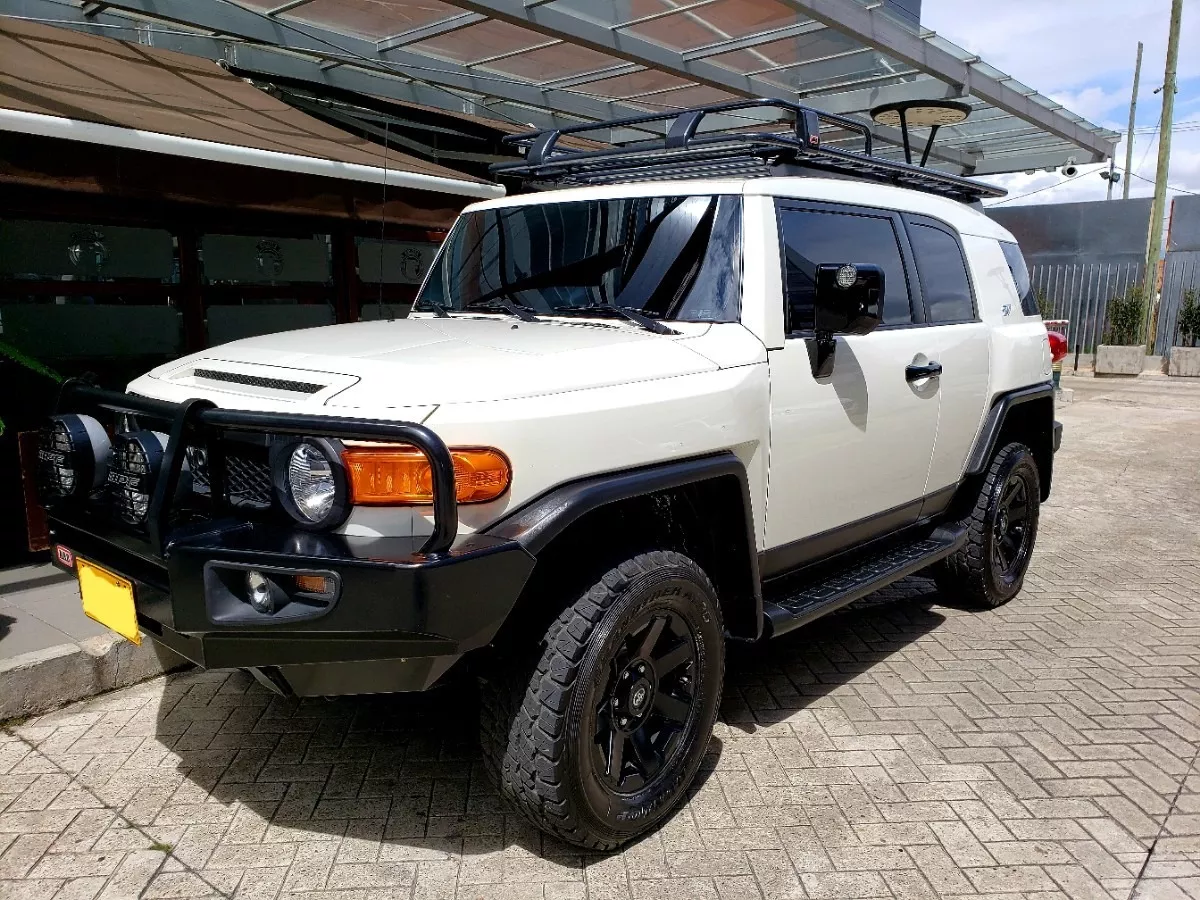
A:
[245,570,280,615]
[109,430,166,525]
[274,439,350,530]
[37,414,111,500]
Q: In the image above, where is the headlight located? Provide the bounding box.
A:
[37,414,111,500]
[109,431,166,525]
[274,439,349,530]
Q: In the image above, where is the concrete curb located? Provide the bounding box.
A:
[0,633,190,721]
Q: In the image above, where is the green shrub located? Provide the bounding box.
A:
[1178,288,1200,348]
[1103,286,1146,346]
[0,340,62,437]
[1036,290,1055,320]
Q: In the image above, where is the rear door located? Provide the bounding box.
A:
[903,216,992,501]
[764,201,941,572]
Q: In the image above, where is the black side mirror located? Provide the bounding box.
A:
[808,264,884,378]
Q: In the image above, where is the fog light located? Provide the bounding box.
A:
[38,414,111,500]
[245,570,282,614]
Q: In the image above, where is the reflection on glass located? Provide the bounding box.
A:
[0,219,175,282]
[416,195,742,324]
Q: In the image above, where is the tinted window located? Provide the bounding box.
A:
[778,208,912,332]
[417,195,742,323]
[909,223,974,323]
[1000,241,1039,316]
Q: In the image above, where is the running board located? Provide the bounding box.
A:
[762,524,967,638]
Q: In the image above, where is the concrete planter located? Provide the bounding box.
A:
[1095,345,1146,376]
[1168,346,1200,377]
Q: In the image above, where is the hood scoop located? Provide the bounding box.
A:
[159,359,359,404]
[191,368,324,395]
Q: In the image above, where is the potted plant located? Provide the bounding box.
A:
[1095,285,1147,376]
[1168,288,1200,377]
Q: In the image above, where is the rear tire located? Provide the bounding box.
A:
[934,442,1040,609]
[479,550,724,850]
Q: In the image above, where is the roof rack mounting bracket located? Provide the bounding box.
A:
[665,110,705,150]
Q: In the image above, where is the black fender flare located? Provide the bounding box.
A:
[962,381,1059,505]
[485,452,763,639]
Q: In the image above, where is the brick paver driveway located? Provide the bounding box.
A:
[3,376,1200,900]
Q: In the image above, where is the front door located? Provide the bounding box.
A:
[764,202,940,573]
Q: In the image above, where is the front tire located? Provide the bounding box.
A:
[935,441,1040,608]
[480,550,724,850]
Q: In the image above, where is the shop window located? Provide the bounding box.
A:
[199,233,334,345]
[0,219,181,360]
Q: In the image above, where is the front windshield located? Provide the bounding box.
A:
[416,194,742,323]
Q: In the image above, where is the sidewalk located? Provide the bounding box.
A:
[0,562,187,720]
[0,562,108,656]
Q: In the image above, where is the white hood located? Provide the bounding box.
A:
[132,316,721,412]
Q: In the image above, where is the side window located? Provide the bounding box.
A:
[908,223,975,323]
[1000,241,1039,316]
[778,207,913,332]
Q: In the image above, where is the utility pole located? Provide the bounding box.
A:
[1123,41,1143,201]
[1143,0,1183,352]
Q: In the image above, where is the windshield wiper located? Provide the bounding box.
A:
[551,304,679,336]
[465,296,541,323]
[412,296,451,317]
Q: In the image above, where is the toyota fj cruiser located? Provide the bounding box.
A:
[37,100,1061,850]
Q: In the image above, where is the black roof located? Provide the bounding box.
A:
[491,99,1006,204]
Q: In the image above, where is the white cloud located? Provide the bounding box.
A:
[920,1,1200,205]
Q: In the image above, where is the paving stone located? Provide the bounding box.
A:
[2,376,1200,898]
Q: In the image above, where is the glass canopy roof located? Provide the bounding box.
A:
[5,0,1120,179]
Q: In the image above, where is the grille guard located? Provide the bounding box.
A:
[48,380,460,557]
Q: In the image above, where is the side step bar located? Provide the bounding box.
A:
[763,524,967,638]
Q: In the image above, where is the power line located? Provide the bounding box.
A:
[988,170,1089,206]
[1128,171,1195,196]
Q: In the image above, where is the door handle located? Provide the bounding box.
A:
[906,361,943,382]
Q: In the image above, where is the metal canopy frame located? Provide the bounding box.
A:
[2,0,1119,178]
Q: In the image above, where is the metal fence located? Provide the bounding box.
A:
[1031,257,1200,354]
[1153,250,1200,354]
[1030,261,1144,354]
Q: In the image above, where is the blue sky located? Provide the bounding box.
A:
[920,0,1200,206]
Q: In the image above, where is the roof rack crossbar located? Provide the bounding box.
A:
[492,98,1003,203]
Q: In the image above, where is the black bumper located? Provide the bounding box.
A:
[41,383,535,696]
[50,517,534,695]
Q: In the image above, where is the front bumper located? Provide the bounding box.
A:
[42,383,535,696]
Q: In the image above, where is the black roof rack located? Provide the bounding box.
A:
[491,98,1006,204]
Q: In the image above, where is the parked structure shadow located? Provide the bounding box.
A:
[147,575,951,862]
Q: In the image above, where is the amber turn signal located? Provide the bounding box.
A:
[343,446,511,505]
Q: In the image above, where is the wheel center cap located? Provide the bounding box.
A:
[628,678,653,715]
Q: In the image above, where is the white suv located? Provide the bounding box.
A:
[38,101,1060,851]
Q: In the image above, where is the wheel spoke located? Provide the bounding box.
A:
[654,640,694,676]
[994,541,1009,571]
[630,729,662,778]
[1001,478,1019,507]
[654,690,691,725]
[606,729,625,781]
[636,615,667,660]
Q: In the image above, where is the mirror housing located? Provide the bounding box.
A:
[808,264,884,378]
[814,264,884,336]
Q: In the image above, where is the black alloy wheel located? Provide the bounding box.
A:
[479,550,724,850]
[933,441,1041,608]
[992,470,1033,580]
[590,610,699,795]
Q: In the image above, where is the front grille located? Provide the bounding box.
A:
[192,368,324,394]
[186,445,273,510]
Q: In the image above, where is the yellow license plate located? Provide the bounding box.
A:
[78,559,141,644]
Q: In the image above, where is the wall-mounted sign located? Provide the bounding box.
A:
[357,239,440,285]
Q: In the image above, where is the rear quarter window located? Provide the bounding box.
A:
[1000,241,1039,317]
